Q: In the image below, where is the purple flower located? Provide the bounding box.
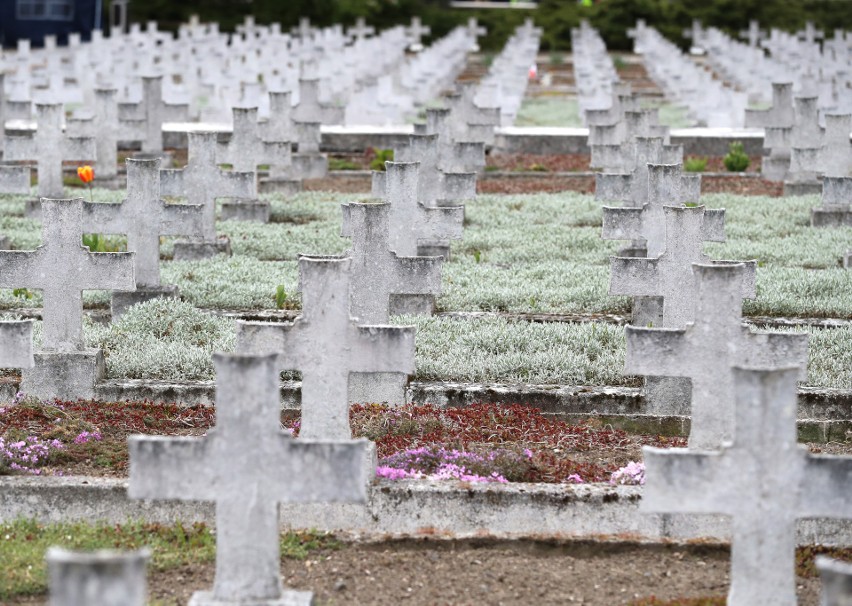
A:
[610,461,645,486]
[73,431,102,445]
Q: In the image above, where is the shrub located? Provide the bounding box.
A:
[684,157,708,172]
[369,148,394,172]
[723,142,750,172]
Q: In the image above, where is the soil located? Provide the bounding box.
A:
[6,539,834,606]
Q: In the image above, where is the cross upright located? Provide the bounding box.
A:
[596,137,686,209]
[624,263,808,449]
[681,19,704,48]
[129,352,370,605]
[237,257,415,439]
[264,91,293,143]
[406,17,431,47]
[292,78,344,125]
[118,75,189,154]
[799,21,825,45]
[340,202,443,323]
[602,163,722,258]
[744,82,794,129]
[739,20,766,48]
[820,113,852,178]
[84,158,204,288]
[217,107,292,175]
[395,133,477,205]
[642,365,852,606]
[160,131,256,241]
[609,205,756,328]
[467,17,487,40]
[4,103,95,199]
[0,320,34,370]
[379,161,463,258]
[348,17,375,42]
[0,198,134,351]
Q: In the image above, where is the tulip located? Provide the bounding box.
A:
[77,165,94,183]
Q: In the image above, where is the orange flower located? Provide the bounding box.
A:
[77,165,94,184]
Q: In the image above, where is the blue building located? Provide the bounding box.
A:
[0,0,102,48]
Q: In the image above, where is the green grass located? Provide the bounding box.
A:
[0,518,337,601]
[515,97,583,127]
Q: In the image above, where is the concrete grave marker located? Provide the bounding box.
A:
[821,114,852,178]
[0,198,134,399]
[84,158,204,318]
[119,75,189,155]
[625,263,808,449]
[811,176,852,228]
[237,257,416,437]
[4,103,95,199]
[643,365,852,606]
[160,132,255,260]
[47,548,150,606]
[292,78,344,125]
[817,557,852,606]
[130,352,370,606]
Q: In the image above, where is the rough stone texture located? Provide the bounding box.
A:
[811,177,852,228]
[821,114,852,178]
[0,319,34,369]
[610,205,756,329]
[129,353,369,606]
[47,547,150,606]
[264,91,294,143]
[161,132,256,244]
[235,257,416,438]
[22,349,106,400]
[4,103,95,198]
[625,263,809,449]
[0,164,31,195]
[340,202,443,323]
[0,198,134,351]
[172,238,232,261]
[220,199,271,223]
[3,476,851,546]
[643,366,852,606]
[817,556,852,606]
[85,158,204,288]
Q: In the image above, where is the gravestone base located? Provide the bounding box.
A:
[417,242,451,261]
[783,180,822,197]
[844,250,851,269]
[292,154,328,179]
[188,590,313,606]
[810,208,852,228]
[631,296,664,327]
[131,150,174,169]
[173,237,232,261]
[761,155,790,182]
[21,349,105,401]
[111,285,180,320]
[259,177,302,196]
[348,372,407,406]
[389,294,435,316]
[220,199,270,223]
[643,376,692,416]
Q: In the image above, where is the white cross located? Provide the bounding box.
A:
[118,76,189,153]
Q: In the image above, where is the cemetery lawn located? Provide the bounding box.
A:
[3,529,848,605]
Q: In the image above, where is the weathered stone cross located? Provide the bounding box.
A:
[820,113,852,178]
[292,78,344,125]
[348,17,375,42]
[340,202,443,323]
[118,75,189,154]
[739,20,766,48]
[236,257,416,439]
[406,17,431,47]
[264,91,294,143]
[4,103,95,198]
[129,352,370,605]
[217,107,291,175]
[624,263,808,449]
[84,158,204,288]
[0,198,134,352]
[609,205,755,328]
[643,365,852,605]
[160,131,256,241]
[394,133,477,207]
[744,81,794,129]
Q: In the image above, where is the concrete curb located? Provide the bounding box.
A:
[1,476,849,545]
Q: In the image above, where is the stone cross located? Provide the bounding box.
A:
[406,17,431,47]
[0,320,34,369]
[744,82,794,129]
[467,17,487,40]
[0,165,31,196]
[348,17,375,42]
[340,202,443,323]
[681,19,705,49]
[0,198,134,351]
[236,257,416,439]
[595,138,686,210]
[161,132,256,241]
[119,75,189,154]
[610,205,755,328]
[811,177,852,228]
[264,91,293,143]
[739,20,766,48]
[821,114,852,178]
[4,103,95,198]
[817,557,852,605]
[380,162,463,258]
[394,133,477,206]
[624,263,808,449]
[642,365,852,606]
[217,107,291,176]
[602,163,718,258]
[799,21,825,44]
[129,352,370,605]
[84,158,204,288]
[47,548,150,606]
[293,78,344,125]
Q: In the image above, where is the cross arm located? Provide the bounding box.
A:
[741,329,808,380]
[84,252,136,291]
[274,438,370,503]
[798,454,852,518]
[118,118,147,142]
[595,173,632,203]
[128,436,217,501]
[711,259,756,299]
[624,326,690,377]
[0,165,31,194]
[349,324,415,375]
[3,136,37,161]
[118,102,143,121]
[602,206,645,242]
[609,257,660,297]
[158,169,184,196]
[235,320,303,369]
[642,447,737,515]
[216,141,235,166]
[62,137,96,162]
[216,170,256,199]
[163,103,190,123]
[419,205,464,241]
[160,202,206,237]
[702,209,726,242]
[391,256,443,296]
[83,201,125,234]
[0,250,41,288]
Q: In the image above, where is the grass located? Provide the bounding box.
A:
[515,97,583,127]
[0,518,337,600]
